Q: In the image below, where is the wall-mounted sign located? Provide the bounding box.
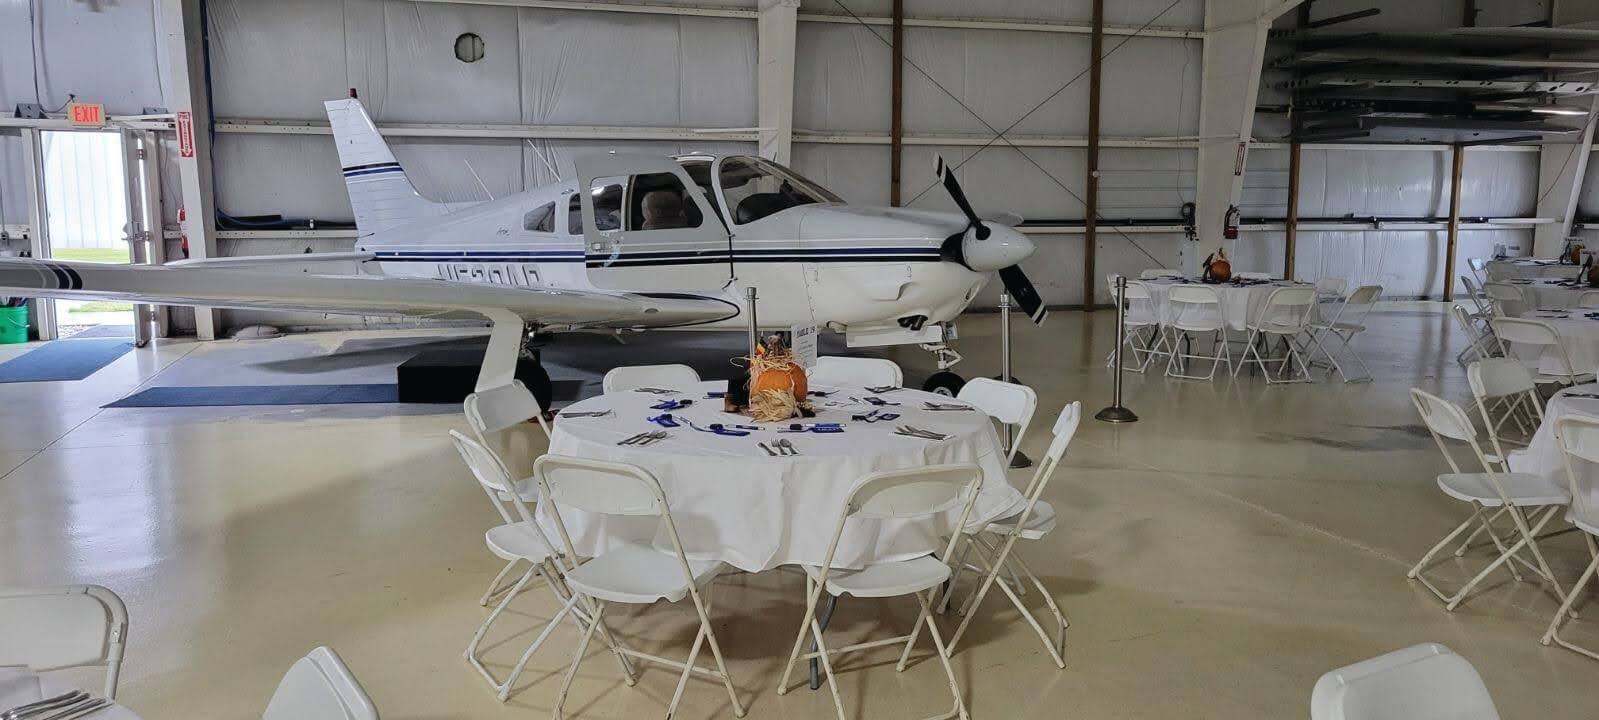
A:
[67,102,105,127]
[176,111,195,158]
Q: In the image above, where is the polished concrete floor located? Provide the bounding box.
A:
[3,303,1598,718]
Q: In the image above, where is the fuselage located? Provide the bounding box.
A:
[355,154,992,333]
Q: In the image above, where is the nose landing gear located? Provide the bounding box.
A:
[919,341,966,396]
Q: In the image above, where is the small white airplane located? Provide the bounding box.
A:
[0,95,1046,405]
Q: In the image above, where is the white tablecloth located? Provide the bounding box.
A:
[1501,278,1589,310]
[0,668,141,719]
[1507,386,1599,511]
[1519,309,1599,375]
[1141,278,1312,331]
[1486,258,1567,281]
[542,381,1025,572]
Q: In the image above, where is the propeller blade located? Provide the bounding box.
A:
[998,265,1047,325]
[935,155,989,239]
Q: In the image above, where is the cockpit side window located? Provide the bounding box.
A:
[523,202,555,233]
[568,188,623,235]
[718,155,843,225]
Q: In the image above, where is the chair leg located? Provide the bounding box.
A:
[808,613,848,720]
[1543,535,1599,659]
[465,567,536,693]
[666,623,709,719]
[1453,507,1510,558]
[692,581,747,718]
[1408,509,1484,600]
[481,559,523,606]
[914,592,970,720]
[777,574,826,696]
[498,593,581,702]
[553,600,604,720]
[1003,550,1070,664]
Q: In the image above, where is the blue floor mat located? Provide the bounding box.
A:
[0,338,134,383]
[105,384,411,408]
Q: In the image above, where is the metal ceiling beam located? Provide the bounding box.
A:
[1283,49,1599,70]
[407,0,1203,38]
[1276,77,1596,94]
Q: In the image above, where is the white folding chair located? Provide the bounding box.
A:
[956,377,1037,466]
[775,464,983,720]
[1310,643,1500,720]
[1455,279,1499,366]
[1492,317,1591,386]
[809,356,903,388]
[536,454,745,719]
[1542,414,1599,661]
[1467,358,1541,455]
[1233,286,1317,383]
[943,402,1081,668]
[452,431,617,701]
[1236,271,1275,280]
[1541,263,1583,280]
[1305,284,1381,383]
[1163,285,1232,380]
[1106,277,1170,373]
[1578,290,1599,309]
[1138,268,1183,280]
[0,585,127,699]
[1480,282,1528,317]
[1452,303,1500,366]
[1406,389,1569,612]
[465,380,550,443]
[601,363,700,393]
[262,646,379,720]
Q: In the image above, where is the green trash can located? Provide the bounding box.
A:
[0,305,29,344]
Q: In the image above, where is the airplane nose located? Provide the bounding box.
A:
[961,225,1035,271]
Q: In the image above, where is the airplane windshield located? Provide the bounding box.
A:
[718,156,842,225]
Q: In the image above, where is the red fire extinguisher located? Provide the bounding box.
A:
[1223,205,1240,240]
[178,206,190,259]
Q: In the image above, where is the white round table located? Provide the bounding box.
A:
[1508,385,1599,511]
[542,381,1025,572]
[0,669,141,720]
[1486,258,1565,281]
[1141,278,1312,331]
[1502,277,1589,310]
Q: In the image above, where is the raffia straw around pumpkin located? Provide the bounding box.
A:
[749,388,799,423]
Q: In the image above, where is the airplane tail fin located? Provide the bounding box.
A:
[324,97,444,236]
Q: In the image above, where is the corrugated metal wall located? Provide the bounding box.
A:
[0,0,1573,329]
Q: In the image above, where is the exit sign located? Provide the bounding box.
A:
[68,102,106,126]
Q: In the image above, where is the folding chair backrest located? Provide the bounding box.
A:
[1491,317,1555,347]
[1255,286,1317,330]
[1579,290,1599,309]
[602,364,700,393]
[1468,358,1535,400]
[1167,285,1224,330]
[535,454,664,516]
[0,585,127,699]
[1310,643,1499,720]
[847,464,983,520]
[1410,389,1494,476]
[1556,415,1599,530]
[450,430,535,525]
[809,356,903,388]
[1315,276,1349,298]
[1480,283,1525,316]
[1016,401,1083,502]
[262,646,380,720]
[464,380,550,441]
[1451,304,1495,362]
[957,377,1037,463]
[1139,268,1182,279]
[1460,276,1493,316]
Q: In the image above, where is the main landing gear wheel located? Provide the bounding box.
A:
[922,371,966,397]
[514,350,554,411]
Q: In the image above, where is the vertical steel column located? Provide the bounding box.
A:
[1284,142,1301,280]
[889,0,904,206]
[1083,0,1103,309]
[21,129,54,341]
[1444,144,1464,303]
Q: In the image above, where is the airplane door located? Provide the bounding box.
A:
[576,154,732,291]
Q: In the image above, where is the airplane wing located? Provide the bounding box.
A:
[0,257,738,330]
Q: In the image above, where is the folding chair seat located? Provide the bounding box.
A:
[1406,390,1570,612]
[775,464,984,720]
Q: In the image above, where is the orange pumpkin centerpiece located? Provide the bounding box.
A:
[746,336,810,422]
[1202,248,1232,283]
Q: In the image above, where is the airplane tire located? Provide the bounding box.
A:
[514,354,554,411]
[922,371,966,397]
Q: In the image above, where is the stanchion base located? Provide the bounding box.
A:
[1095,405,1139,423]
[1009,450,1033,469]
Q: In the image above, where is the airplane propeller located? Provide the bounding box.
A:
[934,156,1047,325]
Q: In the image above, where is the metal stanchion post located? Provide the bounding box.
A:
[998,293,1032,467]
[1096,276,1139,423]
[745,286,760,357]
